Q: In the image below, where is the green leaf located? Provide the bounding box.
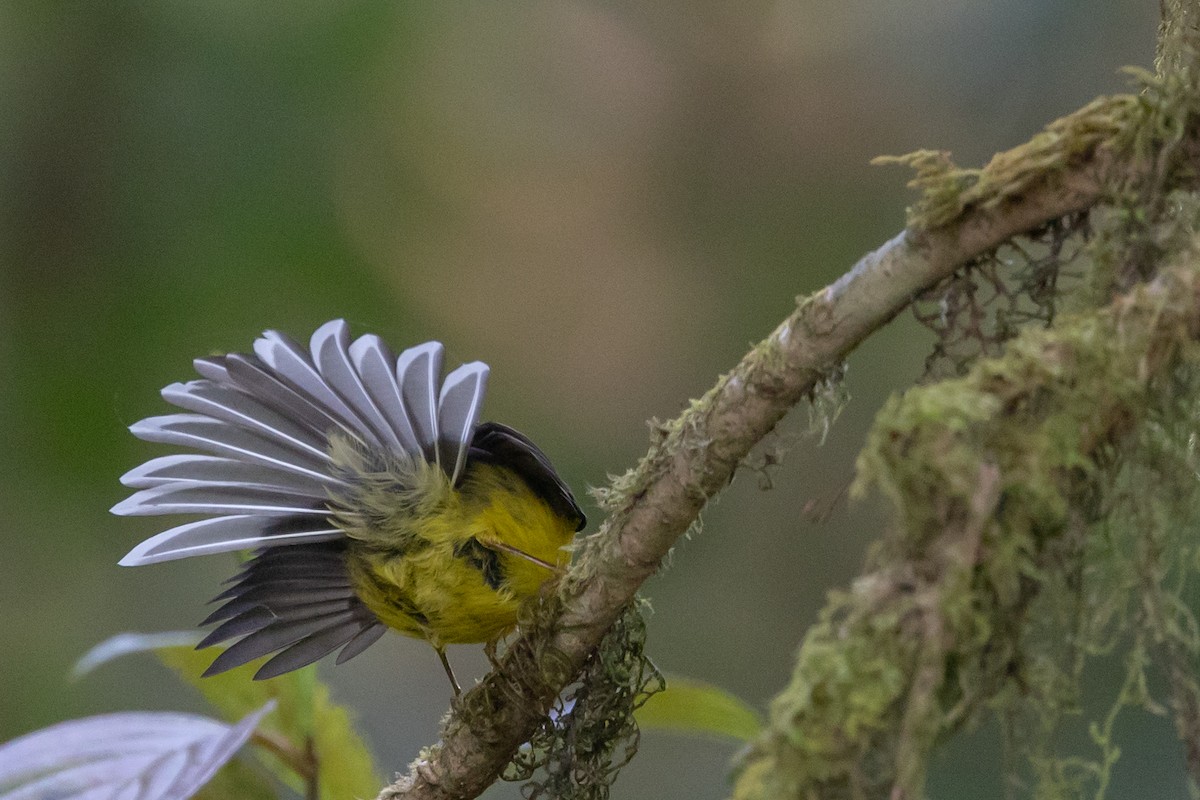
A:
[192,755,279,800]
[635,675,763,742]
[310,680,380,798]
[77,632,380,799]
[157,645,380,800]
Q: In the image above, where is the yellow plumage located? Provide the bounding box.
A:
[113,322,586,687]
[330,435,575,646]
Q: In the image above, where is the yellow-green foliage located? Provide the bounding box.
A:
[636,675,764,743]
[159,645,380,800]
[194,756,278,800]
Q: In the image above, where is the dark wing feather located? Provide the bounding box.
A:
[468,422,586,531]
[254,620,373,680]
[198,541,382,679]
[202,585,354,625]
[197,607,277,648]
[335,623,387,664]
[203,611,359,677]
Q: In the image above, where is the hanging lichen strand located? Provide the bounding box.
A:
[912,213,1091,381]
[504,601,663,800]
[1000,339,1200,799]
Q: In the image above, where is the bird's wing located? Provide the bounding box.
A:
[197,541,384,679]
[468,421,587,531]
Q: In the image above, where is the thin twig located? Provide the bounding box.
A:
[251,729,317,789]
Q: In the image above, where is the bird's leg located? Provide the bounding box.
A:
[437,647,462,696]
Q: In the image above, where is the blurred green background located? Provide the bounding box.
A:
[0,2,1180,798]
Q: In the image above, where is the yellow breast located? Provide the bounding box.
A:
[342,461,576,646]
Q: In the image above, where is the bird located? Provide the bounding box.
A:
[112,319,586,691]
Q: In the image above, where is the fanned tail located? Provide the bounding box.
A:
[112,320,495,676]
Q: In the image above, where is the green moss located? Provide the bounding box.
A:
[877,60,1200,234]
[874,93,1141,231]
[734,237,1200,799]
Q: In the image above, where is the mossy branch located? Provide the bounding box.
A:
[732,14,1200,798]
[734,244,1200,800]
[377,11,1200,800]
